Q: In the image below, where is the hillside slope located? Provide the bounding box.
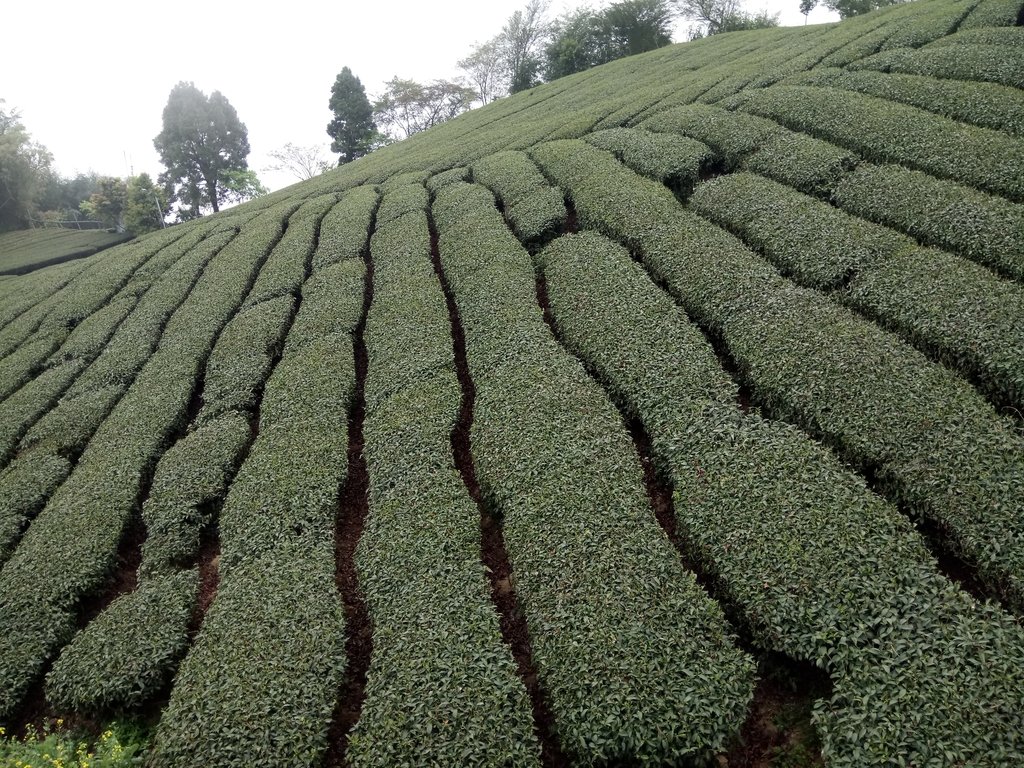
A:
[1,0,1023,765]
[0,228,132,275]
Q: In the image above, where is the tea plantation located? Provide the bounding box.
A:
[1,0,1023,764]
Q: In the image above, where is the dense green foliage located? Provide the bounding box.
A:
[350,187,540,765]
[2,0,1023,764]
[154,82,252,215]
[0,101,52,232]
[545,0,674,79]
[434,179,755,762]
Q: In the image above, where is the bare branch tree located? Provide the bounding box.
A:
[373,78,477,140]
[265,143,333,181]
[458,37,508,105]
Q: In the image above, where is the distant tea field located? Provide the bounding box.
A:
[1,0,1023,765]
[0,228,131,275]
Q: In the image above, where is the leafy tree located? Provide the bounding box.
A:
[545,8,608,80]
[79,176,127,229]
[501,0,552,93]
[327,67,377,164]
[676,0,779,35]
[219,169,267,205]
[824,0,904,17]
[37,171,102,219]
[458,38,509,105]
[153,82,251,216]
[266,143,332,181]
[800,0,817,22]
[124,173,167,236]
[545,0,675,80]
[0,100,52,231]
[373,78,476,140]
[602,0,675,57]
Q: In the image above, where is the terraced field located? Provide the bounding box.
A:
[0,228,132,275]
[1,0,1023,764]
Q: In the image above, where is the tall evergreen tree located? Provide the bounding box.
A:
[327,67,376,164]
[154,82,251,216]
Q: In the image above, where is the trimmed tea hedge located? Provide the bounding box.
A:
[640,104,856,196]
[46,570,199,714]
[0,227,184,361]
[472,151,567,243]
[141,413,252,576]
[690,171,908,289]
[692,172,1024,414]
[149,192,369,767]
[850,43,1024,90]
[0,201,297,720]
[0,231,237,568]
[732,85,1024,201]
[832,163,1024,281]
[783,67,1024,137]
[0,260,87,333]
[532,139,1024,611]
[433,179,755,764]
[539,230,1024,767]
[243,193,337,307]
[0,229,188,400]
[349,188,539,766]
[584,127,712,192]
[150,546,345,768]
[313,185,379,270]
[957,0,1024,28]
[196,295,294,425]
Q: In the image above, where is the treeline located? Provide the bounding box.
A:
[0,102,167,236]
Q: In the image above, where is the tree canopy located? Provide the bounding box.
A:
[373,78,476,140]
[327,67,377,164]
[502,0,552,93]
[458,38,509,105]
[677,0,779,36]
[545,0,675,80]
[824,0,905,17]
[153,82,252,217]
[0,100,52,232]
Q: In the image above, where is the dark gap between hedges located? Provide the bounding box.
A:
[323,201,377,768]
[427,205,568,768]
[534,266,829,767]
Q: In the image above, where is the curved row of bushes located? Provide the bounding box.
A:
[0,200,297,721]
[531,138,1024,612]
[433,179,756,764]
[538,227,1024,767]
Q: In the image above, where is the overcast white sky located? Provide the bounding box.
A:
[2,0,838,193]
